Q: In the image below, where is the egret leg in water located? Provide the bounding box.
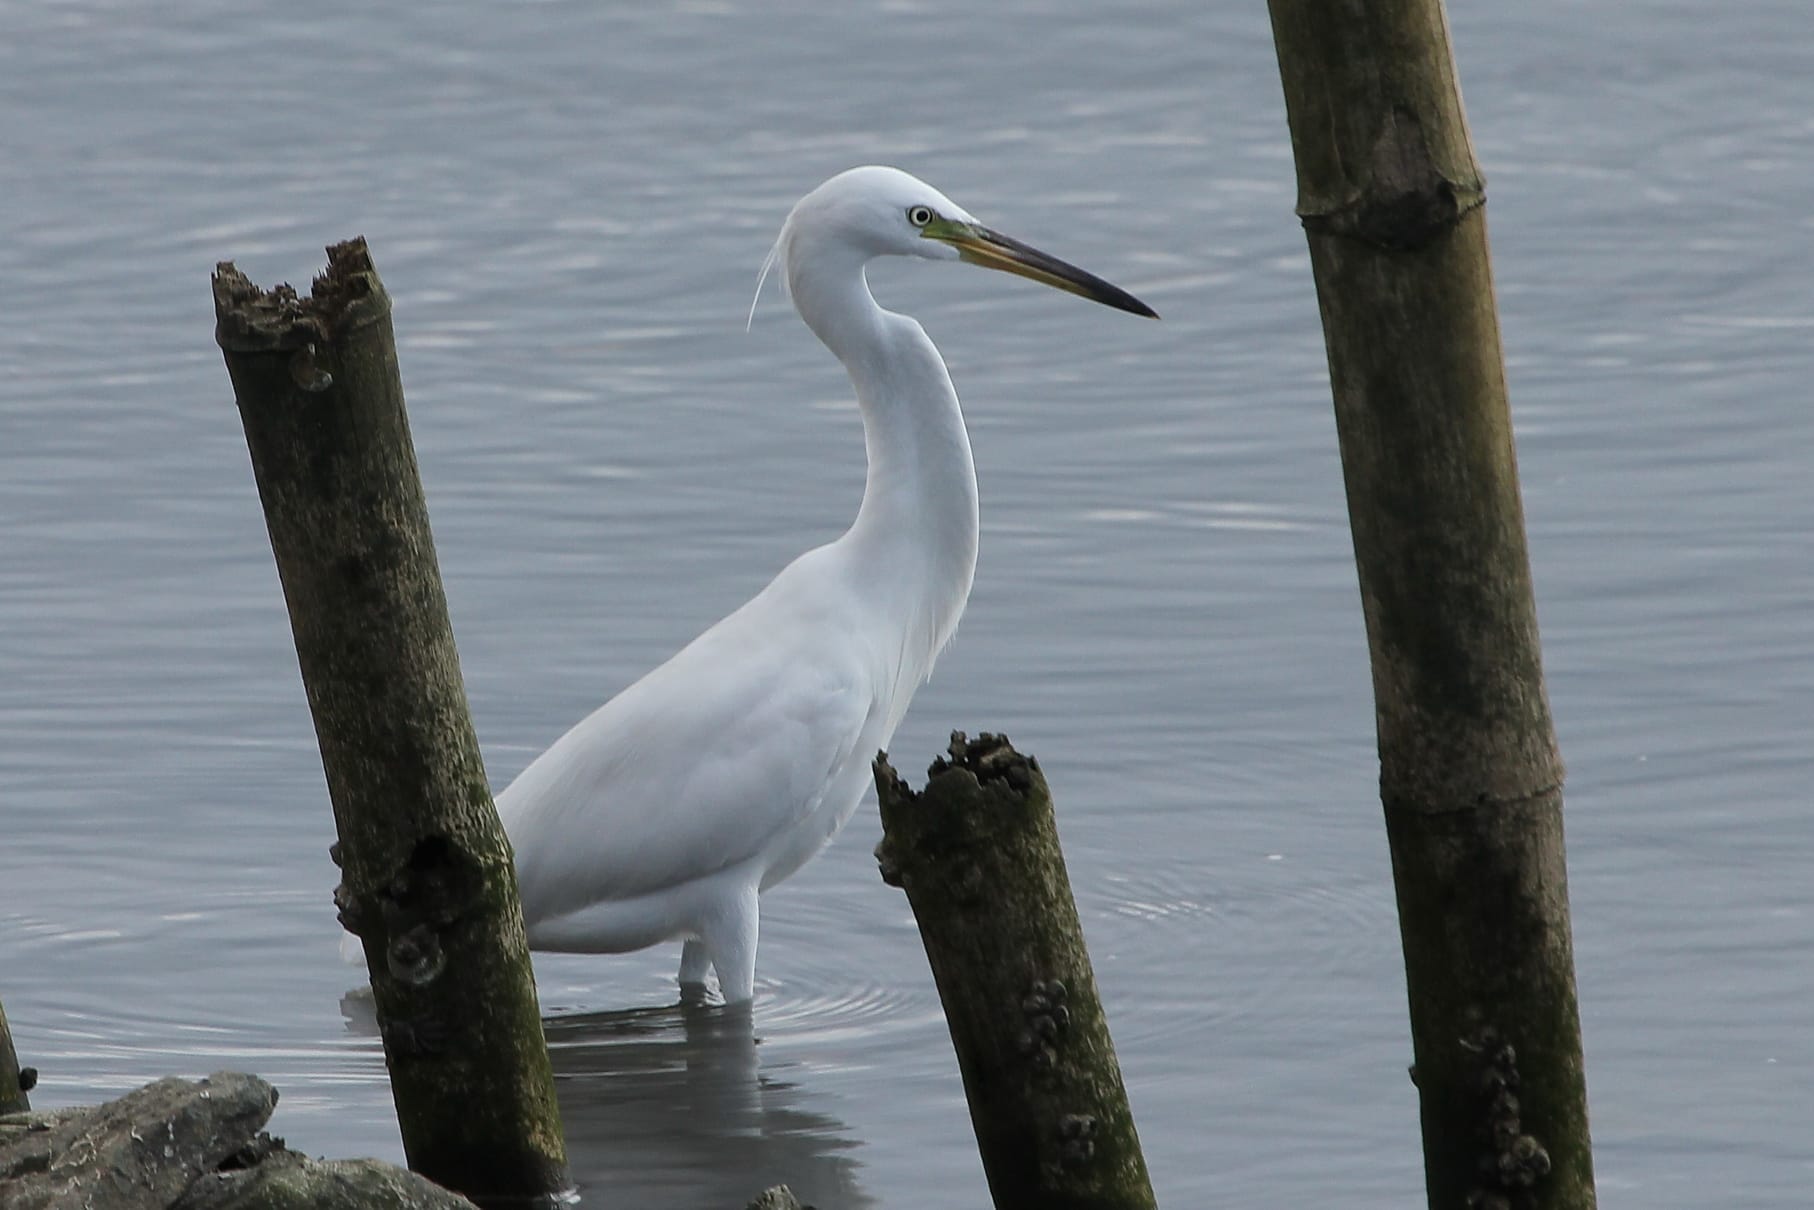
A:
[497,167,1156,1004]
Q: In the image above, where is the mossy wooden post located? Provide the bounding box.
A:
[1264,3,1596,1207]
[213,241,568,1206]
[874,733,1154,1210]
[1,998,31,1115]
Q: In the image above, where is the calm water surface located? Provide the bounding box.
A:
[2,2,1809,1207]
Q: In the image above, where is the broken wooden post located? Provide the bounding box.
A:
[1264,2,1597,1206]
[213,240,567,1205]
[875,732,1154,1210]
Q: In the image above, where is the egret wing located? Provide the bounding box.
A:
[498,593,879,924]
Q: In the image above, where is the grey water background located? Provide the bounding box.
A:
[2,0,1809,1205]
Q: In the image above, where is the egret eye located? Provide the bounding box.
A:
[907,205,935,228]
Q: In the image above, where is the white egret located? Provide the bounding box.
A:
[498,166,1155,1004]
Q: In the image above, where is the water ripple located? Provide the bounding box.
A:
[1086,850,1400,1048]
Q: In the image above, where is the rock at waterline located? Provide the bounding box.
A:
[0,1071,475,1210]
[177,1151,478,1209]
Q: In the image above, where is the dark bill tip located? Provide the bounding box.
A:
[960,225,1160,319]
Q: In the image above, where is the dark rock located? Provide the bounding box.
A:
[0,1072,275,1210]
[0,1072,476,1210]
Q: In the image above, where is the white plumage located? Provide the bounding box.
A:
[495,166,1155,1003]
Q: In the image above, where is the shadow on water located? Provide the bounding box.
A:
[343,993,873,1209]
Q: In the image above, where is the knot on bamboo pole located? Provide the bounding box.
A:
[337,834,491,992]
[1299,106,1485,251]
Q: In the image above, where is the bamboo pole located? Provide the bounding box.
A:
[1263,3,1595,1207]
[213,240,568,1206]
[0,998,30,1115]
[875,733,1154,1210]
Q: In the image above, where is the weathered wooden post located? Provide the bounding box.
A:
[1264,3,1596,1207]
[213,240,568,1205]
[0,998,32,1115]
[875,733,1154,1210]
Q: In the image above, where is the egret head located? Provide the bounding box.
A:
[756,166,1157,326]
[785,165,975,262]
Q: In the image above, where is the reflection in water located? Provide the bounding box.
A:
[343,995,872,1208]
[550,1004,872,1209]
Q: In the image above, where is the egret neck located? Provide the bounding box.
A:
[788,249,980,704]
